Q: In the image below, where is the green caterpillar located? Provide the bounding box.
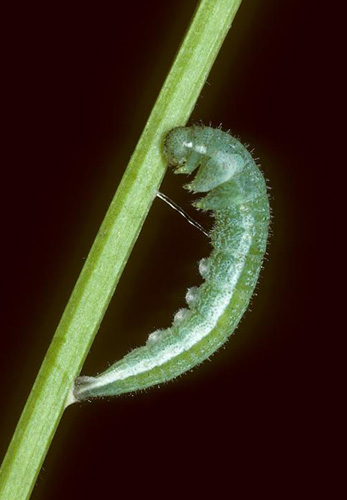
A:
[73,125,270,401]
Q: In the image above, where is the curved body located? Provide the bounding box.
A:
[74,126,270,400]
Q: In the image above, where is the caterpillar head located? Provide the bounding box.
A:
[164,126,246,193]
[164,127,196,173]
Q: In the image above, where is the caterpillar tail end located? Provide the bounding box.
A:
[64,376,95,407]
[72,375,98,402]
[64,386,78,409]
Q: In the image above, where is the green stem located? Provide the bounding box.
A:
[0,1,242,498]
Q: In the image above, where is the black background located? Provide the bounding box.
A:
[1,0,329,498]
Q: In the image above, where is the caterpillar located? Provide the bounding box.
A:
[72,125,270,402]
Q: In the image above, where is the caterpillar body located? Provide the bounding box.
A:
[73,125,270,401]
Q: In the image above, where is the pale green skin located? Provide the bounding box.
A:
[74,126,270,400]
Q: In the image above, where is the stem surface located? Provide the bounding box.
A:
[0,1,242,499]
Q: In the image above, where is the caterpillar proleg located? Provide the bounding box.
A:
[73,125,270,401]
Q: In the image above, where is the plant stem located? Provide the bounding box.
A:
[0,1,242,499]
